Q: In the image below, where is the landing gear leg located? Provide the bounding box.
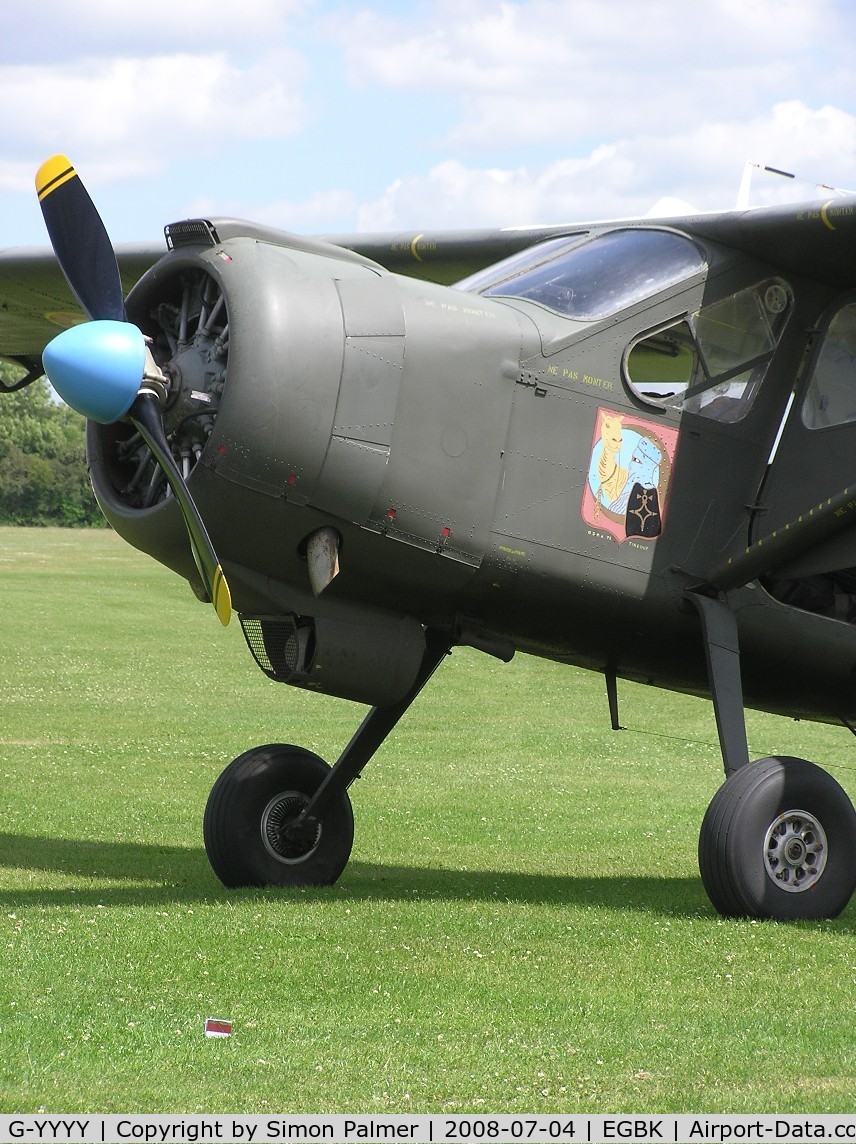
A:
[291,628,451,832]
[203,629,451,888]
[687,591,856,919]
[685,591,749,777]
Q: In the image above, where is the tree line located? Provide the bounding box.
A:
[0,359,104,526]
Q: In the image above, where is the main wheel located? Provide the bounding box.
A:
[699,756,856,920]
[204,744,354,888]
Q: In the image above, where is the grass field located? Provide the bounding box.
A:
[0,527,853,1114]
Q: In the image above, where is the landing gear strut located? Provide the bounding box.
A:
[203,629,451,888]
[688,591,856,919]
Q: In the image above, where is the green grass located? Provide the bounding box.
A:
[0,527,853,1113]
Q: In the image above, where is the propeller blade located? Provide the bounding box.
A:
[36,154,126,323]
[128,391,232,627]
[37,155,232,628]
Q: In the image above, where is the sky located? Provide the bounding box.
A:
[1,0,855,249]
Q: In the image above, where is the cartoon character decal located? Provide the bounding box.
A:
[582,408,678,543]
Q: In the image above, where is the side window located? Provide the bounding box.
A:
[801,302,856,429]
[625,279,792,422]
[624,319,700,403]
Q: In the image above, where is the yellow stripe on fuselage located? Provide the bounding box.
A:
[36,154,77,201]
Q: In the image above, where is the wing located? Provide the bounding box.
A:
[6,191,856,379]
[678,195,856,290]
[0,220,581,381]
[0,243,163,381]
[316,224,588,284]
[329,195,856,290]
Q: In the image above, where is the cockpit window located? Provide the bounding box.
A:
[801,302,856,429]
[456,229,705,320]
[454,235,587,295]
[625,279,793,422]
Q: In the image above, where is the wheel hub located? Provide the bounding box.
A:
[764,809,828,893]
[261,792,322,864]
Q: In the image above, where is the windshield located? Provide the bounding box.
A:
[459,229,705,321]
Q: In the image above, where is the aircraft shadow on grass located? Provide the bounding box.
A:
[0,832,711,917]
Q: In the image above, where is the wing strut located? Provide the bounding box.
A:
[685,592,750,777]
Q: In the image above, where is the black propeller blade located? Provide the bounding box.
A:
[129,389,232,626]
[36,155,126,323]
[37,154,232,626]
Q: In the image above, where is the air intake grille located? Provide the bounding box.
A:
[164,219,219,249]
[240,616,313,682]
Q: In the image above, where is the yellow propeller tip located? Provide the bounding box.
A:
[36,154,76,201]
[213,567,232,627]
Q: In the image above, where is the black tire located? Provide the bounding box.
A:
[203,744,354,888]
[699,756,856,920]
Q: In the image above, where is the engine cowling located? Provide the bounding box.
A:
[86,219,533,704]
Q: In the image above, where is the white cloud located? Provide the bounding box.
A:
[0,161,38,196]
[2,0,855,245]
[626,101,856,209]
[0,51,308,187]
[335,0,853,154]
[355,152,639,231]
[351,99,856,232]
[188,188,360,234]
[750,102,856,190]
[1,0,307,59]
[339,1,529,93]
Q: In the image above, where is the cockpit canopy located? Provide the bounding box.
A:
[455,228,706,321]
[457,226,795,425]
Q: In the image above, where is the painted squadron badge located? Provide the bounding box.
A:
[582,408,678,543]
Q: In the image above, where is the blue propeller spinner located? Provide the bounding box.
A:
[42,319,146,425]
